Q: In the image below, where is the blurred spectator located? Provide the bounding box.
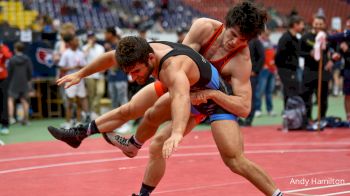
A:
[82,31,105,119]
[338,41,350,122]
[58,35,87,128]
[151,18,165,33]
[104,27,120,51]
[132,0,143,9]
[7,42,33,126]
[244,37,265,126]
[331,17,350,96]
[92,0,102,10]
[104,27,124,95]
[42,15,54,33]
[255,30,277,117]
[0,42,13,134]
[275,15,304,108]
[53,22,76,66]
[53,23,76,119]
[176,27,187,43]
[161,0,169,10]
[300,16,331,122]
[31,15,44,32]
[104,28,126,106]
[138,27,149,40]
[104,27,131,133]
[329,28,343,96]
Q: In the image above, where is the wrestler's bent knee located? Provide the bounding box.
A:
[221,154,246,175]
[149,134,168,159]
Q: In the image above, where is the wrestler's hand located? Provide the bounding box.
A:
[56,72,82,89]
[190,90,214,105]
[163,133,183,159]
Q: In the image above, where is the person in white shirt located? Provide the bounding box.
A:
[82,31,105,119]
[58,35,87,127]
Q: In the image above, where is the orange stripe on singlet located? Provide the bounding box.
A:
[199,24,224,56]
[154,80,168,97]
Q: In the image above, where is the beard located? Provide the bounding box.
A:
[136,63,153,85]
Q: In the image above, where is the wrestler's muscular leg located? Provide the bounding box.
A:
[132,93,172,143]
[132,93,198,187]
[96,83,159,133]
[210,120,277,195]
[103,92,174,157]
[142,118,197,187]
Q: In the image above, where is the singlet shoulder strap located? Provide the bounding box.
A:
[210,43,248,73]
[199,24,224,55]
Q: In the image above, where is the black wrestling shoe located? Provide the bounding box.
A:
[47,124,88,148]
[132,193,148,196]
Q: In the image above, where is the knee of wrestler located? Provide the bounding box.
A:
[148,134,167,159]
[117,101,142,121]
[221,153,246,175]
[143,107,162,127]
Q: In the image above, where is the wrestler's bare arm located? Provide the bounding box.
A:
[57,50,117,88]
[182,18,219,51]
[159,61,191,158]
[159,62,191,137]
[208,49,252,117]
[78,50,117,78]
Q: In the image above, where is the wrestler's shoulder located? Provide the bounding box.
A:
[192,18,222,31]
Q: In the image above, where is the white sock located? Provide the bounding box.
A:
[272,189,283,196]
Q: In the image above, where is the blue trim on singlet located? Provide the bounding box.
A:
[209,113,237,122]
[190,65,238,122]
[205,64,220,90]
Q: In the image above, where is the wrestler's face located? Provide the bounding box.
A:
[125,62,153,85]
[222,26,248,51]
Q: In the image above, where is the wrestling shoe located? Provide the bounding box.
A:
[102,132,140,158]
[47,124,88,148]
[132,193,149,196]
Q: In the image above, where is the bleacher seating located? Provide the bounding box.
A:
[182,0,350,28]
[0,1,38,29]
[255,0,350,26]
[0,0,202,31]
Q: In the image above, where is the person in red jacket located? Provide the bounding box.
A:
[0,41,13,135]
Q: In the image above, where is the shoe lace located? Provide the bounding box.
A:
[115,135,129,147]
[66,124,87,140]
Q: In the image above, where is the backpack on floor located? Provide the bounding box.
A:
[282,96,307,130]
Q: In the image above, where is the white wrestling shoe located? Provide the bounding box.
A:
[102,132,140,158]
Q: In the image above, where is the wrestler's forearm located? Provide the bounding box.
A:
[170,95,191,135]
[77,50,117,78]
[210,90,251,118]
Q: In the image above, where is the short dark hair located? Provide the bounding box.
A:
[288,15,303,28]
[62,33,75,43]
[314,15,326,22]
[106,27,117,36]
[14,42,24,52]
[116,36,154,71]
[225,1,267,40]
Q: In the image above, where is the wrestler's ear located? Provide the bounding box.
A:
[148,53,156,61]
